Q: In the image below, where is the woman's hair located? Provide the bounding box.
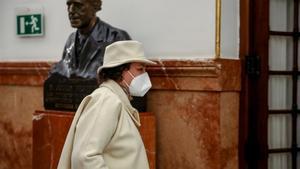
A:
[97,63,131,84]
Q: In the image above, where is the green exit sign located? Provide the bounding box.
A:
[17,14,43,36]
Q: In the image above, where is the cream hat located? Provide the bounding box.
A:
[97,40,156,73]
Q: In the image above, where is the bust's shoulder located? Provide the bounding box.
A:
[98,19,121,31]
[68,32,76,40]
[94,19,131,40]
[64,32,76,44]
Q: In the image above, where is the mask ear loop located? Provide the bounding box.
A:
[122,70,134,88]
[123,79,130,88]
[127,71,135,79]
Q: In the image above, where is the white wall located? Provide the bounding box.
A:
[221,0,239,58]
[0,0,73,61]
[0,0,239,61]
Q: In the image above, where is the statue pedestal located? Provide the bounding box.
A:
[44,74,98,111]
[33,110,156,169]
[44,74,147,112]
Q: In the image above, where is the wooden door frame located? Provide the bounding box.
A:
[239,0,269,168]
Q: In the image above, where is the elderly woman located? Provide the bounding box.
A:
[57,40,155,169]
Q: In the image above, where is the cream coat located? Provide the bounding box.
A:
[57,80,149,169]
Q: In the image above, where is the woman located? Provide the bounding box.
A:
[57,40,156,169]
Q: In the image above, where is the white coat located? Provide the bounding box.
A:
[57,80,149,169]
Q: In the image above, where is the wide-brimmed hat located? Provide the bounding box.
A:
[97,40,156,74]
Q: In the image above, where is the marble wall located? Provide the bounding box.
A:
[0,59,240,169]
[0,62,48,169]
[147,59,240,169]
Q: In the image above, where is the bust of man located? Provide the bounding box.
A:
[50,0,131,78]
[44,0,136,111]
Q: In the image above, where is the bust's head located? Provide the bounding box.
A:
[66,0,102,31]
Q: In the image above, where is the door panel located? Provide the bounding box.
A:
[269,0,294,32]
[268,75,293,110]
[268,114,292,149]
[269,36,293,71]
[268,0,299,168]
[268,153,292,169]
[240,0,300,168]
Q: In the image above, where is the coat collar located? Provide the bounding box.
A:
[100,80,141,126]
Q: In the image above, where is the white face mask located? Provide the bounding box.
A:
[126,71,152,97]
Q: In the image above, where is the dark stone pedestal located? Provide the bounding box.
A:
[44,74,97,111]
[44,74,147,112]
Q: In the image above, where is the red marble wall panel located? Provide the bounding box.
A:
[220,93,239,169]
[147,91,221,169]
[0,85,44,169]
[138,112,156,169]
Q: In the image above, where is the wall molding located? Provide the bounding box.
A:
[148,59,241,91]
[0,62,53,86]
[0,59,241,91]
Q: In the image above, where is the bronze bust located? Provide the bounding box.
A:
[44,0,137,111]
[50,0,131,78]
